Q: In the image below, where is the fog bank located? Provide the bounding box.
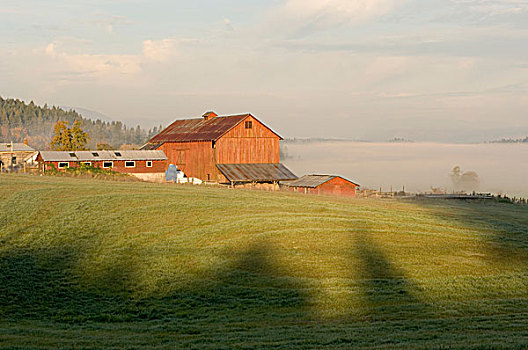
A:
[282,142,528,197]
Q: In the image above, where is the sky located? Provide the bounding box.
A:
[1,0,527,142]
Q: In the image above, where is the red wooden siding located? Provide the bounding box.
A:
[159,141,218,181]
[216,138,280,164]
[222,115,279,138]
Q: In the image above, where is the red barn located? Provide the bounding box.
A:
[282,175,360,197]
[142,111,297,183]
[37,150,168,182]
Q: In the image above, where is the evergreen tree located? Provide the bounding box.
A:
[0,96,154,149]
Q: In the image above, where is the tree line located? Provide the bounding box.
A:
[490,136,528,143]
[0,96,162,150]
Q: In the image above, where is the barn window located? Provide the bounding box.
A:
[146,161,153,167]
[245,121,253,129]
[58,162,69,169]
[102,161,113,168]
[92,152,99,157]
[114,152,122,157]
[125,161,135,168]
[11,156,16,165]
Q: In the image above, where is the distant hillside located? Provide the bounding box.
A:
[283,137,356,143]
[490,136,528,143]
[60,106,114,123]
[0,96,162,150]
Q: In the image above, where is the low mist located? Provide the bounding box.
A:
[282,142,528,197]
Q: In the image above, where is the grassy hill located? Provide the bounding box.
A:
[1,175,527,349]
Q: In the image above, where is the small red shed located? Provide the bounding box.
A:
[282,175,360,197]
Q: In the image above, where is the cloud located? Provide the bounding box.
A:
[89,13,134,34]
[431,0,528,25]
[0,8,19,14]
[142,38,177,62]
[45,43,56,57]
[38,37,178,78]
[42,40,158,77]
[465,0,528,17]
[276,0,406,31]
[224,18,234,31]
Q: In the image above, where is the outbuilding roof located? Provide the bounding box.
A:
[282,174,360,188]
[0,143,35,152]
[38,150,167,162]
[143,112,282,146]
[216,163,298,182]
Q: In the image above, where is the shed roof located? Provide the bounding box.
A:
[144,112,282,145]
[216,163,297,182]
[282,174,360,188]
[0,143,35,152]
[38,150,167,162]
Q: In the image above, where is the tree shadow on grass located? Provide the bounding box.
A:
[411,199,528,266]
[169,240,310,329]
[352,231,434,323]
[0,247,142,323]
[209,241,307,310]
[0,240,310,327]
[2,227,526,348]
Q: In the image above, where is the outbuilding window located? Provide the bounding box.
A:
[58,162,69,169]
[103,161,113,168]
[146,161,153,167]
[245,121,253,129]
[125,161,135,168]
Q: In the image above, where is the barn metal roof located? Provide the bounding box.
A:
[140,142,164,150]
[0,143,35,152]
[145,113,283,144]
[38,150,167,162]
[148,114,247,143]
[281,175,360,188]
[216,163,298,182]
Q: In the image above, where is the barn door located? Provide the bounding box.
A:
[175,150,188,166]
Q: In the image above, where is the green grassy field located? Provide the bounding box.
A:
[1,174,527,349]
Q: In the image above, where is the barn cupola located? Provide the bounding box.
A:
[202,111,218,121]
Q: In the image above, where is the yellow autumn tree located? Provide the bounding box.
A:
[50,120,89,151]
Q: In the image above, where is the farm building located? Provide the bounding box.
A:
[141,111,297,184]
[37,150,168,182]
[0,141,36,172]
[282,175,360,197]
